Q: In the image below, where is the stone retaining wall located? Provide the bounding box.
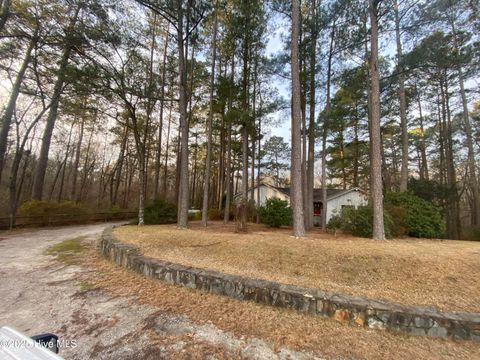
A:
[100,226,480,342]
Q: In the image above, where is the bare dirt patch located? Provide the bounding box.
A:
[113,222,480,313]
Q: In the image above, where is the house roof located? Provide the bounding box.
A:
[274,187,360,202]
[234,183,364,203]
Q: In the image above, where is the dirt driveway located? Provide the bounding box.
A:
[0,223,322,360]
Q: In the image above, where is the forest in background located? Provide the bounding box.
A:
[0,0,479,239]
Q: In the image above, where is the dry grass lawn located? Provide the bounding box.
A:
[113,221,480,313]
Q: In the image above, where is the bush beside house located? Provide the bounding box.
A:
[258,198,292,227]
[328,192,445,239]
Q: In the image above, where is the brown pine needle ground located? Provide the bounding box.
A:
[85,246,480,360]
[113,222,480,313]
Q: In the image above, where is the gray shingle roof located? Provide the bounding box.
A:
[274,187,356,202]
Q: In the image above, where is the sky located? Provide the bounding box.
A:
[263,13,293,144]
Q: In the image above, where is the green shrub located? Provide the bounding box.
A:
[408,177,444,206]
[465,226,480,241]
[247,200,258,223]
[188,210,202,221]
[109,205,122,215]
[207,208,234,221]
[385,192,445,238]
[18,200,89,226]
[326,210,343,232]
[19,200,88,217]
[327,193,445,239]
[385,204,407,237]
[143,200,177,225]
[258,198,292,227]
[208,208,223,221]
[327,204,393,238]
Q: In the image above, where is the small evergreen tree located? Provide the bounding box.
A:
[258,198,292,228]
[385,192,445,238]
[327,204,393,239]
[143,200,177,225]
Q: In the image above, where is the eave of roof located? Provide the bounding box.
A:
[234,183,365,202]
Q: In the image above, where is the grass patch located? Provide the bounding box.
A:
[45,237,86,264]
[77,280,96,291]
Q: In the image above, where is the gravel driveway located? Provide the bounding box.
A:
[0,223,322,360]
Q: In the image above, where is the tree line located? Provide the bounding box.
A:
[0,0,478,239]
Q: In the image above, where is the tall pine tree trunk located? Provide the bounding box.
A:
[353,107,360,187]
[176,3,190,228]
[224,57,234,224]
[138,156,146,225]
[202,2,218,226]
[299,23,308,227]
[442,78,460,239]
[111,125,128,207]
[256,79,262,223]
[237,0,250,233]
[458,69,479,226]
[369,0,385,240]
[250,59,257,203]
[291,0,306,237]
[32,4,81,200]
[394,0,409,192]
[154,30,169,200]
[0,0,11,33]
[217,98,226,209]
[414,82,429,181]
[0,31,37,185]
[163,106,172,198]
[322,22,335,231]
[191,134,199,205]
[128,106,148,226]
[70,113,85,201]
[449,16,479,226]
[144,13,158,203]
[57,122,74,201]
[9,107,48,226]
[306,0,316,230]
[78,124,94,203]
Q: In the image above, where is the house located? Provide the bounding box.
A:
[235,183,368,226]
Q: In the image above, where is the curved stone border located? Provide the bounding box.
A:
[100,226,480,342]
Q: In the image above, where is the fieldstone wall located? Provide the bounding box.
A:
[100,226,480,342]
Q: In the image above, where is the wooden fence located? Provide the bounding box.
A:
[0,211,137,230]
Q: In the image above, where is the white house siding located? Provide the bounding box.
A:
[236,185,287,206]
[240,185,367,226]
[253,185,289,206]
[326,191,368,223]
